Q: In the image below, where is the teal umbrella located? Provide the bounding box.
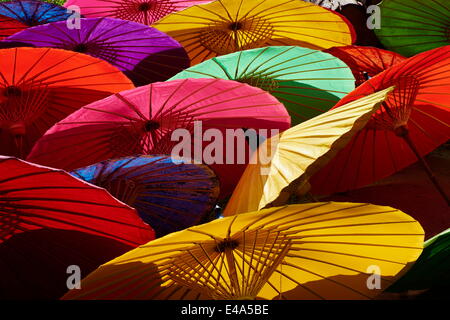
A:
[387,228,450,292]
[169,46,355,125]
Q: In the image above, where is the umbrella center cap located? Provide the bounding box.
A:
[229,22,243,31]
[138,2,153,11]
[4,86,22,97]
[144,120,160,132]
[215,238,239,252]
[73,43,89,53]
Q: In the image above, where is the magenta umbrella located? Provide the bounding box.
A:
[6,17,189,86]
[64,0,214,25]
[27,78,291,198]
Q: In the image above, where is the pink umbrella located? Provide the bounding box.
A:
[27,78,291,197]
[64,0,214,25]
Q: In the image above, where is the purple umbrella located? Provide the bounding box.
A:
[6,17,190,86]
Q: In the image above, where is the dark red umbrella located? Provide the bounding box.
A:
[0,156,155,299]
[0,14,26,40]
[324,46,406,86]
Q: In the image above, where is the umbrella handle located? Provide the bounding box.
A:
[398,127,450,207]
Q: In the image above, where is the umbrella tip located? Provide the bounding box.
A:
[144,120,160,132]
[3,86,22,97]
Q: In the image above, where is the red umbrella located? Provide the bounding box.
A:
[0,14,26,40]
[0,47,135,158]
[27,78,291,197]
[324,46,406,86]
[0,156,155,299]
[310,46,450,205]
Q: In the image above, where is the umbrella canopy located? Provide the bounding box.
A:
[374,0,450,57]
[153,0,355,65]
[0,0,74,27]
[0,0,67,4]
[64,0,213,25]
[387,228,450,293]
[27,78,291,197]
[0,156,155,299]
[0,47,134,158]
[310,46,450,198]
[0,156,154,246]
[0,14,26,40]
[61,202,424,300]
[170,46,355,125]
[324,46,406,86]
[6,17,190,86]
[72,155,220,237]
[224,88,393,216]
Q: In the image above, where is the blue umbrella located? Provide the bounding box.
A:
[0,0,75,27]
[71,155,220,237]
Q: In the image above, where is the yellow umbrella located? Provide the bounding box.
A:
[61,202,424,300]
[153,0,355,65]
[224,87,394,216]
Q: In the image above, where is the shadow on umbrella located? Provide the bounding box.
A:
[0,228,133,300]
[127,48,190,87]
[62,260,165,300]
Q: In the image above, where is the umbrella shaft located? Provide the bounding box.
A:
[402,133,450,206]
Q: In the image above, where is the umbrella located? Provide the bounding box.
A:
[0,0,74,27]
[0,0,67,4]
[0,14,26,40]
[6,17,190,86]
[387,228,450,294]
[64,0,213,25]
[153,0,355,65]
[375,0,450,57]
[27,78,291,197]
[71,155,220,237]
[302,0,362,11]
[0,47,134,158]
[61,202,424,300]
[324,46,406,86]
[0,156,154,247]
[224,88,393,216]
[0,156,155,299]
[170,46,356,125]
[310,46,450,204]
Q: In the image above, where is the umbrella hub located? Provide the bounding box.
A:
[167,229,292,300]
[0,208,21,242]
[200,17,274,55]
[368,75,420,131]
[238,74,279,92]
[3,86,22,97]
[1,83,50,126]
[73,43,89,53]
[214,238,240,252]
[116,0,175,24]
[143,120,161,132]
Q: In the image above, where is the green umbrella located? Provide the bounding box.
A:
[169,46,355,125]
[387,228,450,292]
[375,0,450,57]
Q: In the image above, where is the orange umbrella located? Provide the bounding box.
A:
[324,46,406,86]
[310,46,450,205]
[0,47,134,158]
